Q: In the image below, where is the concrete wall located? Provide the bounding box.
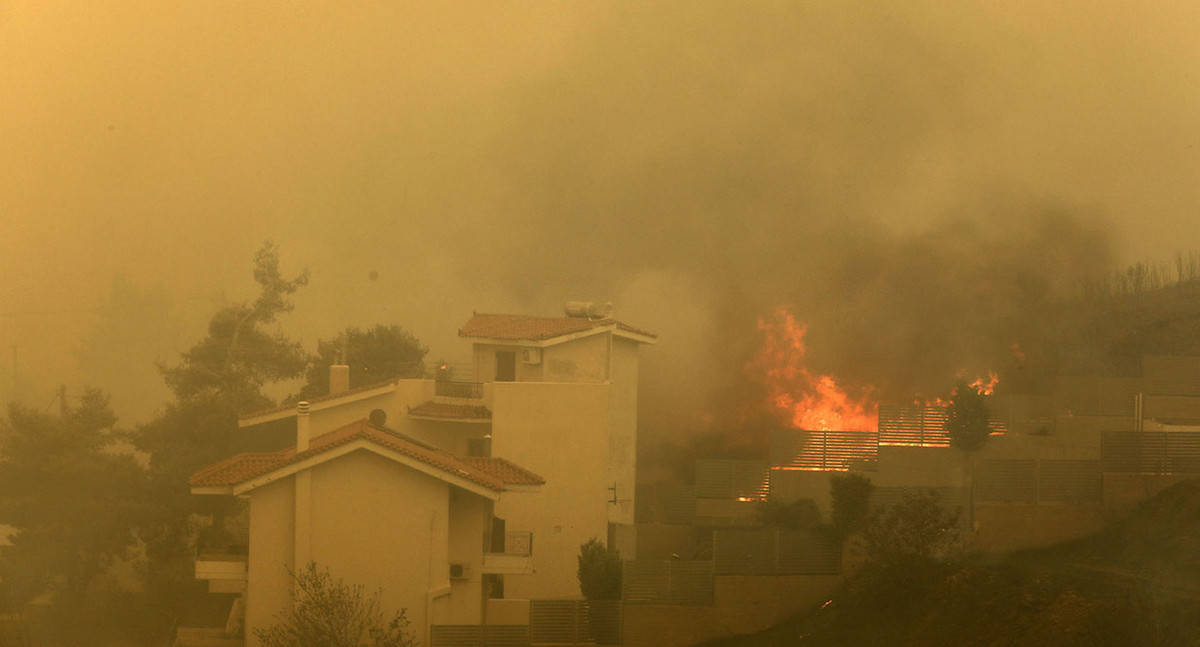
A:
[1103,472,1196,517]
[874,447,966,488]
[971,503,1107,553]
[491,382,611,599]
[607,338,640,525]
[543,334,610,383]
[621,574,842,647]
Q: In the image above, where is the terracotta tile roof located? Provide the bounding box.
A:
[461,457,545,486]
[238,378,402,421]
[190,453,284,488]
[189,419,539,493]
[408,401,493,420]
[459,314,657,343]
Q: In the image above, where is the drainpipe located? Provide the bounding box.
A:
[295,402,312,568]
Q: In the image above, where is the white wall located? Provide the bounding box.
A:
[490,382,611,599]
[244,450,491,647]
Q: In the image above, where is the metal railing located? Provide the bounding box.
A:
[435,380,484,399]
[488,531,532,557]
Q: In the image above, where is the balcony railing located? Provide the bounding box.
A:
[435,381,484,399]
[498,531,532,557]
[483,531,534,575]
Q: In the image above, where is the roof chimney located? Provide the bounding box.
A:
[297,401,311,452]
[329,364,350,395]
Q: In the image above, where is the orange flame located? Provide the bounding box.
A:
[967,371,999,396]
[750,307,877,432]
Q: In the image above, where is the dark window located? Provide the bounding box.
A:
[484,573,504,599]
[490,517,506,553]
[468,436,492,457]
[495,351,517,382]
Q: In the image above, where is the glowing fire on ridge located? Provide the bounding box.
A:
[749,307,877,432]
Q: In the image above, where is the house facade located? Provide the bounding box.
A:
[190,417,543,647]
[190,306,655,644]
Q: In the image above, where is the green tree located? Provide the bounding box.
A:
[862,490,960,566]
[830,473,874,538]
[945,378,992,453]
[0,390,153,644]
[137,241,309,482]
[255,563,416,647]
[298,324,428,400]
[577,538,622,600]
[133,242,310,631]
[756,498,824,531]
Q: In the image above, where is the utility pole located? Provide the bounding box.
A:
[59,385,67,416]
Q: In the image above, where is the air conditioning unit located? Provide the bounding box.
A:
[520,348,542,365]
[449,563,471,580]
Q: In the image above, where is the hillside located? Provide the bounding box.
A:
[701,479,1200,647]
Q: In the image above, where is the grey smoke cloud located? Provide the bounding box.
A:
[2,1,1196,435]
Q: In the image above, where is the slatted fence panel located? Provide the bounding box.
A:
[713,530,840,576]
[771,430,877,471]
[694,460,770,500]
[586,600,623,644]
[430,625,482,647]
[621,560,712,606]
[1166,433,1200,473]
[713,530,776,575]
[622,560,669,605]
[1100,431,1200,474]
[1143,356,1200,396]
[976,460,1037,503]
[667,561,715,605]
[529,600,585,644]
[1037,460,1102,503]
[776,531,842,575]
[635,483,696,524]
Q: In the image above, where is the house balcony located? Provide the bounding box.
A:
[482,531,533,575]
[435,380,485,399]
[409,381,494,424]
[195,533,248,593]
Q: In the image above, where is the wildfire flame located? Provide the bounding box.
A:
[967,371,999,396]
[750,307,877,432]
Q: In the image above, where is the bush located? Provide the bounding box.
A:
[255,563,415,647]
[862,490,960,566]
[830,473,874,538]
[577,539,621,600]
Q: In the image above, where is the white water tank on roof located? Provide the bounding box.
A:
[564,301,596,318]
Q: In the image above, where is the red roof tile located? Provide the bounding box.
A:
[190,419,540,493]
[459,314,656,343]
[461,457,545,486]
[408,401,492,420]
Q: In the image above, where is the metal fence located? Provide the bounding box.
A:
[1102,431,1200,474]
[622,560,714,606]
[770,429,877,472]
[429,625,530,647]
[430,601,621,647]
[712,529,841,576]
[530,599,621,645]
[878,405,951,447]
[975,459,1102,503]
[435,380,485,399]
[694,459,770,501]
[635,483,696,524]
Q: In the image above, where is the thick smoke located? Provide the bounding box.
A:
[433,4,1116,450]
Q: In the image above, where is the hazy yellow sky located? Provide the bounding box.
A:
[3,1,1200,423]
